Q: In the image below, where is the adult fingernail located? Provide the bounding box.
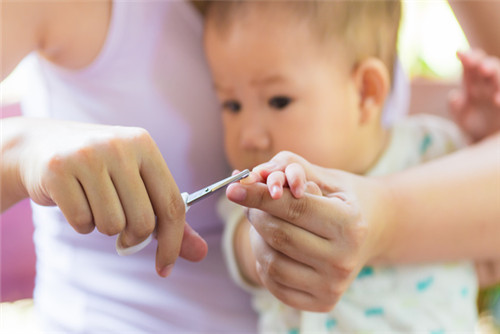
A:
[159,264,174,278]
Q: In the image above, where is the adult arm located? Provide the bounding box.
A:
[449,0,500,58]
[227,136,500,310]
[1,1,207,276]
[379,132,500,262]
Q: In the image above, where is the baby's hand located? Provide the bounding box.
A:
[448,49,500,142]
[240,161,320,200]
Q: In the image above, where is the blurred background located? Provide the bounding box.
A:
[1,0,499,331]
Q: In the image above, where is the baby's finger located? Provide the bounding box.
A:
[285,163,306,198]
[254,151,328,188]
[266,171,286,199]
[240,170,263,185]
[253,151,307,179]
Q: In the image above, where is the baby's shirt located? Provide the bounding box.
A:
[219,114,478,333]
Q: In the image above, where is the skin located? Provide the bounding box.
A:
[1,0,207,277]
[205,8,389,176]
[206,4,500,310]
[204,5,392,310]
[448,0,500,59]
[448,49,500,143]
[226,53,500,310]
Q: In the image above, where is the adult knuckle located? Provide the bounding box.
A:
[130,127,154,148]
[74,145,98,165]
[163,195,186,221]
[331,259,356,281]
[269,226,290,250]
[260,252,277,276]
[97,214,125,236]
[286,197,308,221]
[348,222,369,248]
[105,137,129,161]
[265,258,282,281]
[46,154,69,175]
[131,211,156,238]
[68,210,94,234]
[324,281,343,300]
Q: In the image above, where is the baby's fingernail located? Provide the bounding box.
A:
[240,172,258,184]
[271,185,280,198]
[159,264,174,278]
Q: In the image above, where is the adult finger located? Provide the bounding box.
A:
[138,137,206,276]
[228,181,355,239]
[178,222,208,262]
[111,166,155,250]
[253,241,318,293]
[47,174,94,234]
[257,260,338,312]
[247,208,332,267]
[79,170,125,237]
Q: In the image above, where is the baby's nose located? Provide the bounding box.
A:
[239,119,270,151]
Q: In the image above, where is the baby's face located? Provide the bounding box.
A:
[205,13,365,171]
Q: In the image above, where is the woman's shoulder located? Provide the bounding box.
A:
[38,0,112,70]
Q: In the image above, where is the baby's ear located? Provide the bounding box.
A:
[352,58,390,125]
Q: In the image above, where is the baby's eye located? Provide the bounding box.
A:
[268,96,292,110]
[222,100,242,113]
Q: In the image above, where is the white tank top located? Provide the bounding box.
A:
[21,1,257,332]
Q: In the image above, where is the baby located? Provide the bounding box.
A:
[204,1,478,332]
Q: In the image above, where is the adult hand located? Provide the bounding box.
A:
[2,117,207,277]
[226,151,393,311]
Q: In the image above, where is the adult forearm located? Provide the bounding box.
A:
[1,117,30,211]
[380,133,500,263]
[449,0,500,58]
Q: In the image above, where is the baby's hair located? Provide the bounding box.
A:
[205,0,401,79]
